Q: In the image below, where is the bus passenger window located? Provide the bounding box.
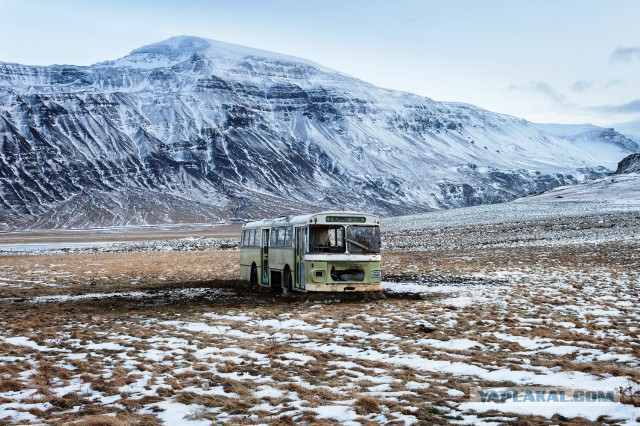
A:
[277,227,285,246]
[335,227,344,248]
[284,226,292,247]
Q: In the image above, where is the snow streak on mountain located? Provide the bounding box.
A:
[0,36,636,229]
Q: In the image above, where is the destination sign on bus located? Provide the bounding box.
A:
[326,216,366,223]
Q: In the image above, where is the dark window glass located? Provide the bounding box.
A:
[347,226,381,254]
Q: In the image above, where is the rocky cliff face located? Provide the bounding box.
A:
[0,36,622,229]
[614,153,640,174]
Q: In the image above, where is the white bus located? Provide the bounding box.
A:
[240,211,382,292]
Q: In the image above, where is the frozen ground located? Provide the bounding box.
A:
[0,184,639,424]
[0,236,239,256]
[0,223,241,255]
[0,269,638,425]
[383,173,640,252]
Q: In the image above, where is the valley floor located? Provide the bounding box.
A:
[0,201,639,425]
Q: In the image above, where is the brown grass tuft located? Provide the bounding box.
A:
[76,415,128,426]
[0,378,25,392]
[353,395,381,415]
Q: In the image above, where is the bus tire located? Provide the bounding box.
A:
[250,264,258,287]
[282,267,292,296]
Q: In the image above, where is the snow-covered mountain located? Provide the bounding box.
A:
[535,123,639,169]
[0,36,631,229]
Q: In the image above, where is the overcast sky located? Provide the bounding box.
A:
[1,0,639,130]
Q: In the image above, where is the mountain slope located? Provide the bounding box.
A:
[535,123,639,169]
[0,36,625,229]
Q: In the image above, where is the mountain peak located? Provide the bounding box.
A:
[129,35,212,58]
[106,35,336,73]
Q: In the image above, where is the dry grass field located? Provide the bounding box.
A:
[1,207,639,425]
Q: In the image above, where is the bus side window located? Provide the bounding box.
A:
[284,226,292,247]
[336,227,345,247]
[270,228,279,246]
[250,229,256,247]
[277,227,285,246]
[242,230,248,247]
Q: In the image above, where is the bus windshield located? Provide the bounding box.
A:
[308,225,345,253]
[347,226,381,254]
[308,225,380,254]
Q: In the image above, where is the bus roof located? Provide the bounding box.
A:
[242,211,380,229]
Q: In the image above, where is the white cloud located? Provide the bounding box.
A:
[507,81,567,104]
[590,100,640,115]
[610,46,640,64]
[570,81,594,92]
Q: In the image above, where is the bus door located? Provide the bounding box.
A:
[295,227,306,290]
[262,229,269,285]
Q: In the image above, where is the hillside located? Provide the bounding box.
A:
[1,36,631,230]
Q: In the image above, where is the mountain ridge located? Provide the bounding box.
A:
[0,36,633,230]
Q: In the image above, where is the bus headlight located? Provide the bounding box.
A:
[371,270,382,278]
[312,270,325,283]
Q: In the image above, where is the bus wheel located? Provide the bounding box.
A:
[250,264,258,288]
[282,268,292,296]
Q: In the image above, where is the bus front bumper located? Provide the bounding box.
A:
[304,283,382,292]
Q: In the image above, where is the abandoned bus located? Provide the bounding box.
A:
[239,211,382,292]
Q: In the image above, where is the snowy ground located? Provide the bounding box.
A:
[383,174,640,252]
[0,236,239,256]
[0,223,240,256]
[1,190,639,424]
